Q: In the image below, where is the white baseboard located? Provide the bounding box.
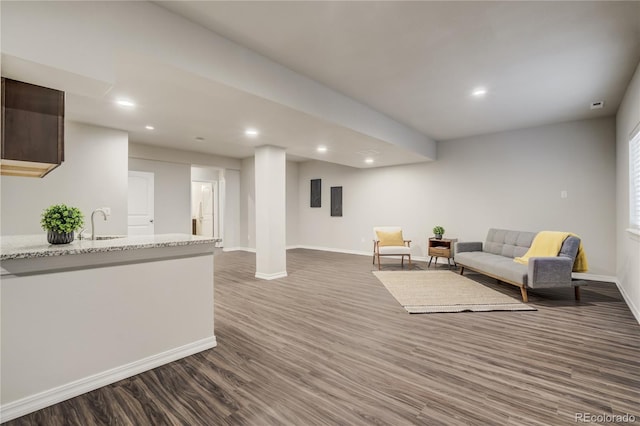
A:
[292,245,372,257]
[225,246,301,253]
[255,271,288,280]
[571,273,638,324]
[614,279,640,325]
[222,247,255,253]
[572,272,617,283]
[0,336,217,423]
[230,245,430,265]
[291,245,438,264]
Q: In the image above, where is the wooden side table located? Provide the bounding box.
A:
[428,237,457,268]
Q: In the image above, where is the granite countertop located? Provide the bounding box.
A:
[0,234,216,260]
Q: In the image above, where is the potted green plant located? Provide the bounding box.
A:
[433,225,445,239]
[41,204,84,244]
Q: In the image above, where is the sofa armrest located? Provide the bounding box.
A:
[455,241,482,253]
[528,257,574,289]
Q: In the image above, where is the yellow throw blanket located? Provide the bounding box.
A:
[514,231,588,272]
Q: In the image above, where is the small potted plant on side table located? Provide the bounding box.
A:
[41,204,84,244]
[433,225,445,240]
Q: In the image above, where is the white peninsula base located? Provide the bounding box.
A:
[0,234,216,422]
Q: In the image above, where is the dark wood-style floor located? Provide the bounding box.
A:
[4,249,640,425]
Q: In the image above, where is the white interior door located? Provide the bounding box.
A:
[201,182,214,237]
[128,171,155,235]
[191,181,214,237]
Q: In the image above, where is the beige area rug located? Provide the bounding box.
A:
[372,270,536,313]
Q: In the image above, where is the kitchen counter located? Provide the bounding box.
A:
[1,233,216,275]
[1,233,215,260]
[1,233,216,421]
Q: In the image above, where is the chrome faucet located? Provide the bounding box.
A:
[91,208,108,240]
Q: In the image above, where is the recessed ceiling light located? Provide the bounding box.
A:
[317,146,328,153]
[245,128,259,137]
[471,87,487,97]
[365,158,374,164]
[115,99,135,107]
[145,125,155,130]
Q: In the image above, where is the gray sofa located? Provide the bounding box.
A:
[454,228,582,302]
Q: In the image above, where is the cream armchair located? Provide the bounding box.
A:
[373,226,412,270]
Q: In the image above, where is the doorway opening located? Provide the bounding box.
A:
[191,165,224,246]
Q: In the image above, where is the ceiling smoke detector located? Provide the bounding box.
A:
[590,101,604,110]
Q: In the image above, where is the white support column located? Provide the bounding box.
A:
[254,146,287,280]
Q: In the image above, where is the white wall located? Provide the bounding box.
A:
[286,161,300,247]
[129,145,242,244]
[239,157,256,250]
[616,61,640,322]
[128,158,191,234]
[297,117,617,276]
[191,165,220,182]
[129,143,241,171]
[223,169,241,249]
[1,122,128,236]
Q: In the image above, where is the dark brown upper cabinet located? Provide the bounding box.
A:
[1,77,65,177]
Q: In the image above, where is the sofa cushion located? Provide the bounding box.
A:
[484,228,536,259]
[484,229,506,254]
[455,251,496,271]
[491,258,529,285]
[456,251,528,285]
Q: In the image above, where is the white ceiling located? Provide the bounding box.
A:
[2,1,639,169]
[67,53,426,167]
[157,1,640,141]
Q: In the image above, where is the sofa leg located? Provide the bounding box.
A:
[574,286,581,301]
[459,267,465,275]
[520,287,528,303]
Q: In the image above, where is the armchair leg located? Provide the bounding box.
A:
[377,253,381,270]
[574,286,581,301]
[520,287,529,303]
[408,255,412,269]
[373,242,376,265]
